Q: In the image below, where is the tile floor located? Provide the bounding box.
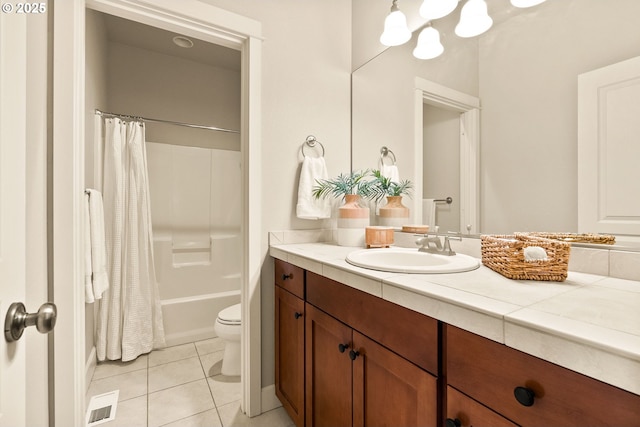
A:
[87,338,295,427]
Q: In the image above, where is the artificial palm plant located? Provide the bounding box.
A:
[365,169,413,204]
[312,169,372,201]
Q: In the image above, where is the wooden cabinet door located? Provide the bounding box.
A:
[275,286,305,427]
[352,331,437,427]
[446,386,518,427]
[305,304,353,427]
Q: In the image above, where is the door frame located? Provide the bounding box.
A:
[414,77,480,234]
[53,1,263,424]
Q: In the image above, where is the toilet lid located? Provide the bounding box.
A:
[218,303,241,324]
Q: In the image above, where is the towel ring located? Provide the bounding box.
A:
[380,146,396,166]
[302,135,325,158]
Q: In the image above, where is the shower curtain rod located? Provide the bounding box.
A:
[95,109,240,134]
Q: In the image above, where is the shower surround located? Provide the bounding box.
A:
[147,142,241,346]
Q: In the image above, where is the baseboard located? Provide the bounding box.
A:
[85,346,97,393]
[261,384,282,413]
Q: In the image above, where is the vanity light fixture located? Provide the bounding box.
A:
[455,0,493,38]
[380,0,412,47]
[413,25,444,60]
[419,0,459,20]
[510,0,547,7]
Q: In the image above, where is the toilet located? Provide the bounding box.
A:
[214,303,242,376]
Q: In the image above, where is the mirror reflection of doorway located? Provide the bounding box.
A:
[415,77,480,235]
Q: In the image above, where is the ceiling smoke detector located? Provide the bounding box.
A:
[172,35,194,48]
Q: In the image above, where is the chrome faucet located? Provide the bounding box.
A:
[415,232,462,256]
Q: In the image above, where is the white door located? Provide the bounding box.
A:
[0,11,28,427]
[578,56,640,236]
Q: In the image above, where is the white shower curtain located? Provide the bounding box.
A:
[96,116,166,362]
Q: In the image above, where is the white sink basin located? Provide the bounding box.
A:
[345,247,480,274]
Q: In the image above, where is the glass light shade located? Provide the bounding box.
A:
[413,27,444,60]
[455,0,493,38]
[419,0,459,20]
[510,0,547,7]
[380,9,412,46]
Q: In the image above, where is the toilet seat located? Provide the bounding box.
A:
[217,303,241,325]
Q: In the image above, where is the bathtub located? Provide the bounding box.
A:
[154,232,241,346]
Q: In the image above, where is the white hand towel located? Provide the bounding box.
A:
[380,164,400,183]
[423,199,437,230]
[86,189,110,300]
[84,193,95,303]
[296,156,331,220]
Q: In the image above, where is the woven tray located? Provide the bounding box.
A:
[525,232,615,245]
[481,233,571,282]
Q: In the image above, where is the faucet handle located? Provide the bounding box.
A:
[442,235,459,255]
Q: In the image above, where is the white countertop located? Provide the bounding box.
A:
[269,242,640,396]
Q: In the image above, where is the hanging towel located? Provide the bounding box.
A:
[296,156,331,220]
[380,164,400,183]
[85,189,110,302]
[84,193,95,303]
[423,199,437,231]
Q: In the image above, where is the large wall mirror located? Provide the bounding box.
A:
[351,0,640,248]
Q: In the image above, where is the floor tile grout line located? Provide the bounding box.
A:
[198,352,225,426]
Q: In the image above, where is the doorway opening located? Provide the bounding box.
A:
[52,1,262,423]
[413,77,480,235]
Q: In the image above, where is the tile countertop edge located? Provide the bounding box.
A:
[505,311,640,395]
[269,243,640,396]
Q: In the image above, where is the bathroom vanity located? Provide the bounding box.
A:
[272,241,640,427]
[275,260,438,426]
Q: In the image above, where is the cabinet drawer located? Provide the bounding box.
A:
[446,325,640,426]
[446,386,517,427]
[275,259,304,299]
[307,271,438,375]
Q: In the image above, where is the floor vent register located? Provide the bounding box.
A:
[86,390,119,426]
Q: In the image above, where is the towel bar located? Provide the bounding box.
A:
[380,146,396,165]
[302,135,325,158]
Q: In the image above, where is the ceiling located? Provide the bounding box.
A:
[102,12,241,72]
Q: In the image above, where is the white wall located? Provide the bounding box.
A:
[199,0,353,387]
[479,0,640,233]
[107,42,241,150]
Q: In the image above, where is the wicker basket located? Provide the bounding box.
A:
[481,233,571,282]
[525,232,615,245]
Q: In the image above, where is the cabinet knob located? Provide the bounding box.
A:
[445,418,461,427]
[514,386,535,407]
[281,273,293,281]
[294,312,302,319]
[349,349,360,360]
[338,343,349,353]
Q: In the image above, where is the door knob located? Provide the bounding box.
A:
[4,302,57,342]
